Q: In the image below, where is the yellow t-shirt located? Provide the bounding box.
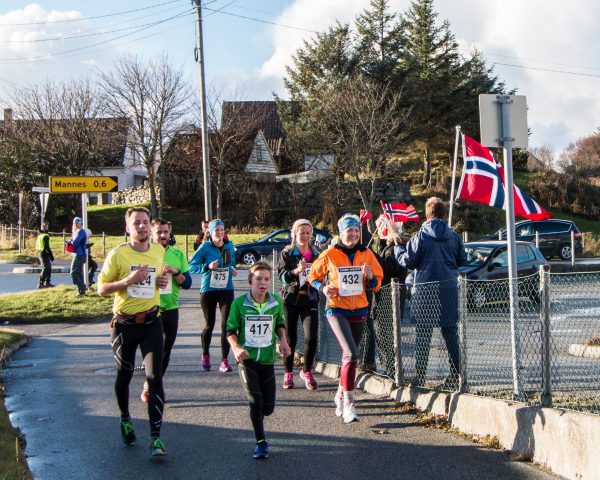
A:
[98,242,165,315]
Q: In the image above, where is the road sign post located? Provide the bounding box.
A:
[479,94,528,401]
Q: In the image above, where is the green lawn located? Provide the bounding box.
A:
[0,328,32,480]
[0,286,113,324]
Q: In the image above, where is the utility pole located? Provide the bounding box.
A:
[193,0,212,220]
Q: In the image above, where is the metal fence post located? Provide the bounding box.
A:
[571,230,575,266]
[102,232,106,258]
[185,234,189,259]
[458,273,468,393]
[272,249,276,293]
[540,264,553,407]
[391,279,404,386]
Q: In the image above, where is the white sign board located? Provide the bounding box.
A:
[479,94,528,149]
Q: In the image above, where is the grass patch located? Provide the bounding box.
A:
[1,328,32,480]
[0,286,113,324]
[0,254,38,264]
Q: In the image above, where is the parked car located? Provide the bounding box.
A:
[479,219,583,261]
[405,241,547,309]
[234,227,332,265]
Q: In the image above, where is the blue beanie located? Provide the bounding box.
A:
[338,214,360,234]
[208,219,224,235]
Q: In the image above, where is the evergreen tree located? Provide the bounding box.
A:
[402,0,463,186]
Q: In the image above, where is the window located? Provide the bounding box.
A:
[516,245,532,263]
[269,232,290,243]
[516,223,533,236]
[491,249,508,267]
[536,221,569,234]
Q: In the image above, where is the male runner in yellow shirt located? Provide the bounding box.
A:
[98,207,169,457]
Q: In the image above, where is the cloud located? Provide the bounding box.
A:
[260,0,600,152]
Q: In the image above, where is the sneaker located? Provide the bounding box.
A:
[342,402,358,423]
[201,355,211,372]
[37,284,46,289]
[219,359,232,373]
[283,372,294,389]
[46,283,56,288]
[140,381,149,403]
[149,437,166,457]
[299,370,317,390]
[120,419,136,446]
[253,441,269,459]
[334,392,344,417]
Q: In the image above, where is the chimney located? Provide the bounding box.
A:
[3,108,12,123]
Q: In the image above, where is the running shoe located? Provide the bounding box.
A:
[334,392,344,417]
[120,419,136,446]
[149,437,166,457]
[342,402,358,423]
[219,359,232,373]
[37,284,46,289]
[46,283,56,288]
[140,381,149,403]
[299,370,317,390]
[253,441,269,459]
[282,372,294,389]
[201,354,211,372]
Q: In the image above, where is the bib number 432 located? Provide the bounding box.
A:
[338,266,363,296]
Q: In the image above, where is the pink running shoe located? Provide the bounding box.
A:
[219,359,232,373]
[201,354,211,372]
[299,370,318,390]
[283,372,294,389]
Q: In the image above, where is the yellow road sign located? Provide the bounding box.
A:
[49,176,119,193]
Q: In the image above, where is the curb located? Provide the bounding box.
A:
[568,343,600,359]
[0,334,29,365]
[12,267,70,274]
[317,364,598,479]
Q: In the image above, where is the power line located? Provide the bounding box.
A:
[0,0,183,26]
[492,62,600,79]
[0,10,193,64]
[203,6,318,34]
[485,51,600,73]
[0,8,191,44]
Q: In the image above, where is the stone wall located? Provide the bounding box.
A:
[112,186,160,205]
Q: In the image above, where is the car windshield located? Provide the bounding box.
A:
[465,246,494,266]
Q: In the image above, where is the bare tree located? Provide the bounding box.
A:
[302,77,412,230]
[529,145,555,171]
[98,54,190,217]
[0,78,122,225]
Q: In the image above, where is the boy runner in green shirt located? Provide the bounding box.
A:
[227,261,291,459]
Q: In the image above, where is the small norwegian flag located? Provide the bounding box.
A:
[359,209,372,225]
[456,134,552,220]
[375,214,389,238]
[380,201,420,223]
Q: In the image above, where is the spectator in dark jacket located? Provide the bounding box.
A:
[69,217,88,296]
[397,197,467,388]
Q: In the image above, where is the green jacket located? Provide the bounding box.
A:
[226,292,285,365]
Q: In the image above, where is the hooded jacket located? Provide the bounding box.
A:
[397,218,467,327]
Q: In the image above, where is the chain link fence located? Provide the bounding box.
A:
[286,267,600,416]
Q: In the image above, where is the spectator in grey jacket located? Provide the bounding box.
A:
[397,197,467,388]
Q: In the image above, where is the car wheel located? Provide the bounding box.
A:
[471,287,486,310]
[559,243,572,261]
[240,251,259,265]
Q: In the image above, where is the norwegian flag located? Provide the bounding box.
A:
[380,201,420,223]
[359,209,372,225]
[375,214,389,238]
[456,134,552,220]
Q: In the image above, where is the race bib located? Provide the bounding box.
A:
[244,315,273,348]
[160,273,172,295]
[127,266,156,299]
[298,263,312,287]
[209,268,230,288]
[338,266,363,296]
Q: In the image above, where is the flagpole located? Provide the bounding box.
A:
[448,125,461,228]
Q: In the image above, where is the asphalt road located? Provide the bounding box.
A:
[1,285,555,480]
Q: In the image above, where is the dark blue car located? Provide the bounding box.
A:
[234,227,331,265]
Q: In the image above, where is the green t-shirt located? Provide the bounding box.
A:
[160,246,189,311]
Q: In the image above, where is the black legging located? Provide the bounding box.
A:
[200,290,234,358]
[283,304,318,373]
[161,308,179,376]
[238,361,276,442]
[111,318,164,437]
